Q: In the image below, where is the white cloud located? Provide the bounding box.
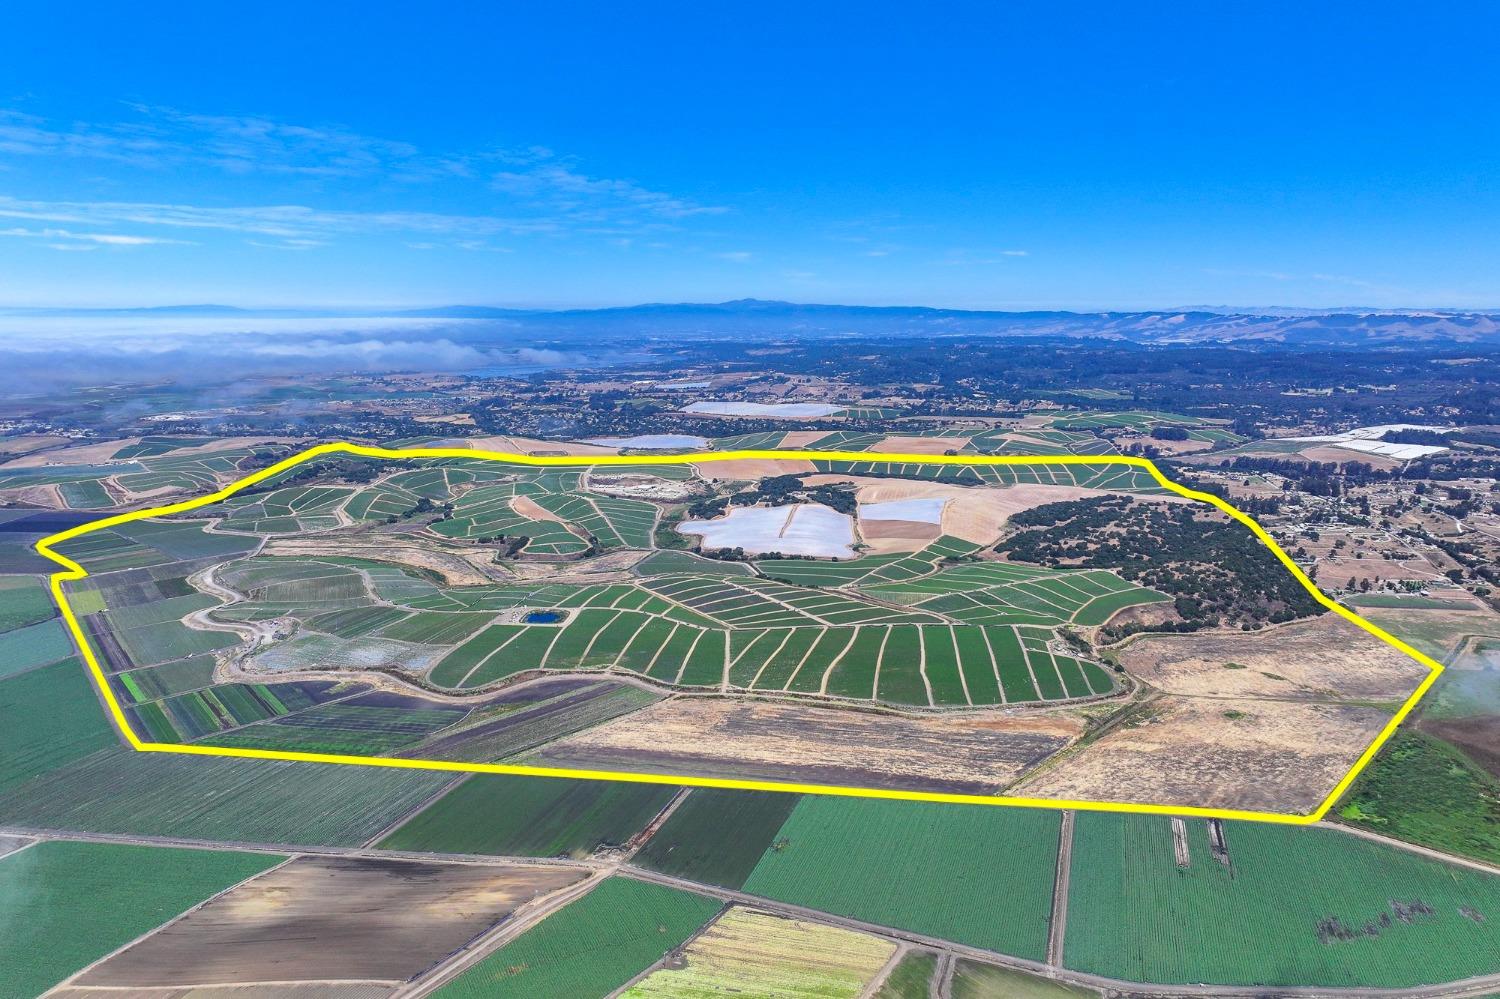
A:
[0,196,555,242]
[714,250,753,261]
[0,105,725,234]
[0,225,193,248]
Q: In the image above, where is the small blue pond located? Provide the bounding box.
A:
[524,611,565,624]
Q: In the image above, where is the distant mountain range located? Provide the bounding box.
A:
[7,299,1500,346]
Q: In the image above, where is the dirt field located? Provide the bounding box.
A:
[859,517,942,553]
[465,434,619,455]
[1300,445,1402,469]
[1014,694,1396,812]
[694,457,818,481]
[48,986,396,999]
[529,696,1083,794]
[779,430,832,448]
[511,493,568,524]
[262,538,500,586]
[802,476,1188,546]
[867,434,971,454]
[74,857,585,987]
[1119,615,1431,700]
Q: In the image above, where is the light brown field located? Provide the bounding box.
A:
[0,438,135,468]
[867,435,971,454]
[859,518,941,553]
[694,457,817,480]
[1139,435,1215,454]
[465,434,619,455]
[1014,694,1396,812]
[261,538,500,586]
[1120,615,1430,700]
[1318,555,1445,583]
[0,433,71,457]
[530,697,1083,794]
[803,476,1188,546]
[779,430,832,448]
[623,907,896,998]
[48,986,395,999]
[510,493,568,524]
[74,857,585,988]
[1299,445,1402,469]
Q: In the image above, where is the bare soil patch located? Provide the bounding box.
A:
[262,538,499,586]
[1299,445,1402,469]
[466,434,618,456]
[694,457,817,480]
[867,435,971,454]
[859,518,941,553]
[803,476,1188,546]
[511,493,567,524]
[530,697,1082,794]
[1420,716,1500,779]
[76,856,585,987]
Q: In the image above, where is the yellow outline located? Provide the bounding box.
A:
[35,443,1443,825]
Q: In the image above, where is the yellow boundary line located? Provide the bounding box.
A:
[35,443,1443,825]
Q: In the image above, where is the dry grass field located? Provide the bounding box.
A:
[531,697,1083,793]
[1015,694,1397,812]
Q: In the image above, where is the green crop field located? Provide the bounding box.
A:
[743,797,1059,961]
[0,617,74,678]
[434,877,721,999]
[0,575,59,632]
[0,750,455,846]
[873,951,939,998]
[0,659,117,793]
[0,840,281,999]
[950,961,1096,998]
[381,773,679,857]
[1064,813,1500,988]
[632,788,802,889]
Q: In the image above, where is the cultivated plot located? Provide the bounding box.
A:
[34,444,1441,821]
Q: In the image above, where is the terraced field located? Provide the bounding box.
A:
[44,451,1222,785]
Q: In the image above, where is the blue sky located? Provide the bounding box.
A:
[3,2,1498,310]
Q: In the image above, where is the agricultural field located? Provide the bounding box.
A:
[1336,730,1500,866]
[434,877,722,999]
[622,906,898,998]
[950,961,1099,998]
[0,840,281,999]
[0,659,118,792]
[0,574,59,631]
[71,855,587,989]
[873,951,941,998]
[632,787,803,888]
[0,749,456,846]
[741,797,1060,960]
[379,772,679,857]
[30,447,1427,813]
[1063,814,1500,988]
